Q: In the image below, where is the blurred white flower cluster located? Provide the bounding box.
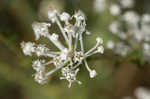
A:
[21,10,104,88]
[93,0,134,14]
[122,87,150,99]
[93,0,107,13]
[110,0,135,16]
[108,12,150,57]
[103,0,150,61]
[135,87,150,99]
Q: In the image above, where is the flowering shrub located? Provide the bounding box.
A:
[21,9,104,88]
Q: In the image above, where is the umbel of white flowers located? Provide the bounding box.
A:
[107,10,150,58]
[21,9,104,88]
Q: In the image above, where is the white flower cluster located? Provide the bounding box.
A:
[106,41,131,57]
[119,0,134,9]
[93,0,135,14]
[109,0,135,16]
[106,0,150,60]
[108,11,150,57]
[93,0,107,13]
[122,87,150,99]
[135,87,150,99]
[21,10,104,88]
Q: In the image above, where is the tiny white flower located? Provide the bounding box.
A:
[50,33,59,41]
[60,67,81,88]
[64,24,75,37]
[119,0,134,8]
[143,43,150,51]
[35,44,50,56]
[143,43,150,56]
[73,51,84,63]
[21,42,35,56]
[106,41,115,49]
[89,70,97,78]
[86,30,91,35]
[53,56,64,67]
[74,10,85,21]
[109,21,121,34]
[48,10,58,23]
[122,11,140,25]
[97,46,104,54]
[32,59,45,72]
[96,37,103,44]
[110,4,121,16]
[93,0,107,13]
[60,12,70,23]
[142,14,150,23]
[60,48,69,60]
[134,31,143,42]
[32,22,51,40]
[34,71,47,85]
